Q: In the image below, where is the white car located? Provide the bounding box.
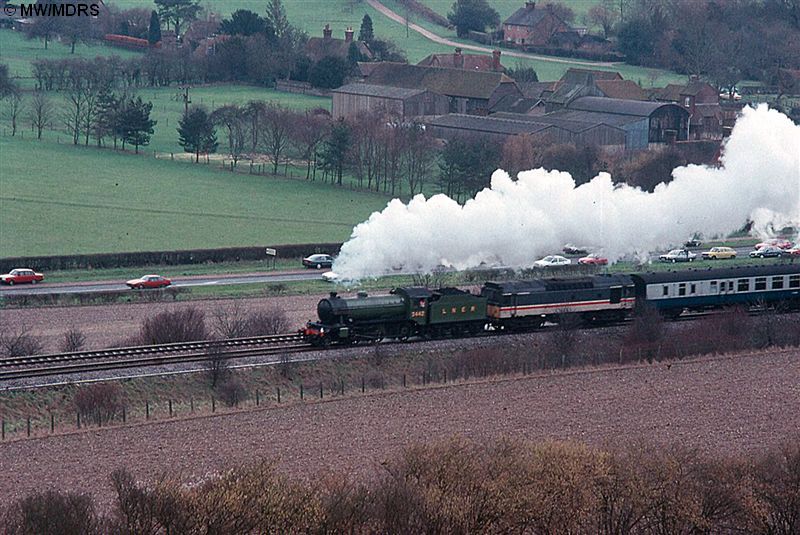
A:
[321,271,340,282]
[659,249,697,263]
[533,255,572,267]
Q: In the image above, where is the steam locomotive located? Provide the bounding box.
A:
[301,264,800,346]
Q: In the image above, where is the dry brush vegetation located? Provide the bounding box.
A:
[1,437,799,534]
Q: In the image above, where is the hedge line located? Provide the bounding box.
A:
[0,243,342,272]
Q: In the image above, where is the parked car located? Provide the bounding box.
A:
[577,253,608,265]
[783,246,800,257]
[321,271,340,282]
[533,255,572,267]
[659,249,697,263]
[126,274,171,289]
[562,245,588,255]
[701,246,737,260]
[749,246,784,258]
[302,254,334,269]
[683,237,702,248]
[0,268,44,285]
[755,238,793,250]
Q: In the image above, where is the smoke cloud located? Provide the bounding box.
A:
[333,105,800,279]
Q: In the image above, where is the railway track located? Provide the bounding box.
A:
[0,334,311,381]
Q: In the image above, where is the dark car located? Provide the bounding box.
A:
[302,254,334,269]
[749,246,783,258]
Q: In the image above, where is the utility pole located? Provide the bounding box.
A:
[180,86,191,115]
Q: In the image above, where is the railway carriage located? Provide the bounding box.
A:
[631,264,800,316]
[482,274,637,329]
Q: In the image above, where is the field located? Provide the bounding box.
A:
[0,347,797,507]
[0,135,390,256]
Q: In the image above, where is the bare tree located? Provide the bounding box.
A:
[28,91,54,140]
[4,92,24,136]
[291,110,330,180]
[211,104,248,168]
[400,124,435,196]
[259,104,294,175]
[205,341,230,388]
[212,301,250,339]
[588,1,619,38]
[59,328,87,352]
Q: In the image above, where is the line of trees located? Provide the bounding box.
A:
[2,437,799,533]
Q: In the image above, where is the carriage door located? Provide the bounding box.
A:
[609,286,622,304]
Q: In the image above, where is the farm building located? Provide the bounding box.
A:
[331,83,449,119]
[491,112,627,147]
[424,114,557,143]
[418,48,506,72]
[305,25,373,63]
[364,62,523,115]
[503,2,572,45]
[653,81,722,140]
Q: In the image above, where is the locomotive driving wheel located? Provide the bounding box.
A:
[398,324,412,341]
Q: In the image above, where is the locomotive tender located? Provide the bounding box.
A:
[302,264,800,346]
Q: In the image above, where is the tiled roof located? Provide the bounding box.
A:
[490,95,543,114]
[305,37,372,63]
[518,81,558,98]
[595,80,647,100]
[560,68,622,84]
[492,111,626,133]
[540,109,643,127]
[417,53,503,72]
[504,4,565,28]
[331,83,426,99]
[365,62,518,99]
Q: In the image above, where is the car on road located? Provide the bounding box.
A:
[0,268,44,285]
[754,238,793,250]
[749,246,784,258]
[683,237,702,248]
[701,246,737,260]
[302,254,334,269]
[562,245,588,255]
[659,249,697,263]
[783,246,800,257]
[533,255,572,267]
[577,253,608,265]
[321,271,340,282]
[126,274,171,289]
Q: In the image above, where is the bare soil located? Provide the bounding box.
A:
[0,348,797,508]
[0,295,322,352]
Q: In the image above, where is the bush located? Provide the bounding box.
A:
[0,330,44,357]
[2,490,101,535]
[58,328,87,353]
[73,382,126,425]
[205,342,230,388]
[138,307,207,345]
[245,306,289,335]
[218,377,248,407]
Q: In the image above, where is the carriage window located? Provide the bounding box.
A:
[710,281,718,292]
[662,285,669,296]
[755,277,767,290]
[790,275,800,288]
[728,281,735,291]
[772,276,784,289]
[738,279,749,292]
[678,283,686,296]
[690,284,696,294]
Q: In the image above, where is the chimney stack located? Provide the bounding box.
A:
[323,24,332,39]
[492,49,501,71]
[454,47,464,68]
[345,27,354,43]
[525,1,536,9]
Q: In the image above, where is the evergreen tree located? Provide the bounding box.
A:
[347,41,362,67]
[309,56,349,89]
[177,107,218,162]
[120,97,156,154]
[148,11,162,45]
[447,0,500,37]
[219,9,268,37]
[358,14,374,44]
[265,0,289,39]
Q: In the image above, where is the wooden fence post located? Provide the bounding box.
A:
[340,379,344,396]
[27,418,31,437]
[256,390,260,406]
[277,387,281,403]
[1,419,4,440]
[77,412,81,429]
[169,400,173,417]
[319,382,323,399]
[190,398,194,412]
[361,376,365,393]
[50,413,54,433]
[403,374,406,388]
[443,369,447,383]
[300,384,304,400]
[122,406,126,423]
[146,401,150,420]
[212,397,216,413]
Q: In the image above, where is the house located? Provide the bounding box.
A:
[331,83,449,120]
[653,80,722,139]
[417,48,506,72]
[305,24,373,63]
[503,2,571,46]
[364,62,523,115]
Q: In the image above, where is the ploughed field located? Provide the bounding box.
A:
[0,347,797,508]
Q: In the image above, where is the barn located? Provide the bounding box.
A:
[331,83,449,120]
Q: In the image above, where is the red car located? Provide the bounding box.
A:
[0,268,44,285]
[755,239,793,250]
[578,254,608,266]
[126,274,171,289]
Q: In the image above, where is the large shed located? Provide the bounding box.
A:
[331,83,449,119]
[425,113,557,143]
[565,97,690,147]
[491,111,626,147]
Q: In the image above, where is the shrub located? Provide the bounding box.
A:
[218,377,248,407]
[0,330,44,357]
[205,342,230,388]
[138,307,207,345]
[2,490,101,535]
[73,382,126,425]
[245,306,289,335]
[58,328,87,353]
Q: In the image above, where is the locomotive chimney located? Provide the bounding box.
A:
[329,292,337,298]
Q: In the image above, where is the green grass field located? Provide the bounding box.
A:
[0,135,390,257]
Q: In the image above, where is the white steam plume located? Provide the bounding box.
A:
[333,105,800,279]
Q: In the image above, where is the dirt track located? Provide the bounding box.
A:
[1,348,798,507]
